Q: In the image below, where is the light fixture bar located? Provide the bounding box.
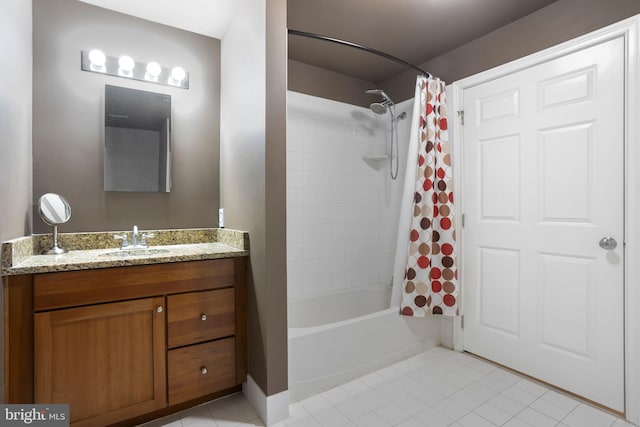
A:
[81,50,189,89]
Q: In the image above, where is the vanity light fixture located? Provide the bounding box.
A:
[81,49,189,89]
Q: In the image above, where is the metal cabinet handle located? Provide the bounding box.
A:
[201,367,208,375]
[201,314,207,321]
[156,306,163,313]
[599,237,618,250]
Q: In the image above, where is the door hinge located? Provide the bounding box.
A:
[461,213,465,227]
[461,315,464,329]
[457,110,464,126]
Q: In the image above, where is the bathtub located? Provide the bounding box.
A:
[288,287,440,401]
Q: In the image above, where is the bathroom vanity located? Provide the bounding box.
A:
[2,228,248,427]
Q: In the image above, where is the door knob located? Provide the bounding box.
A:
[599,237,618,250]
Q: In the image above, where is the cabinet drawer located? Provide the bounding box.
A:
[167,288,235,348]
[168,338,237,405]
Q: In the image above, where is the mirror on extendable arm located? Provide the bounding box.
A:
[38,193,71,254]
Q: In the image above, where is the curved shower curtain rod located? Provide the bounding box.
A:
[288,29,432,78]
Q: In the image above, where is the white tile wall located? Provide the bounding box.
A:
[286,91,413,301]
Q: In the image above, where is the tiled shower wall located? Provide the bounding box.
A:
[287,91,413,301]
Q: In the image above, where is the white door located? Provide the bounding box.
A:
[462,37,625,412]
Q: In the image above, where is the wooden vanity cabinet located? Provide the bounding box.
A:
[4,257,247,427]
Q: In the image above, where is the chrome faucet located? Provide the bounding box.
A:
[132,225,139,247]
[114,225,154,250]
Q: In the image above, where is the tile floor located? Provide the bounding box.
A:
[140,347,634,427]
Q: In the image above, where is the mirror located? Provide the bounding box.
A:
[38,193,71,254]
[104,84,172,192]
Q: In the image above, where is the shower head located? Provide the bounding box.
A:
[365,89,393,104]
[366,88,395,116]
[369,102,388,115]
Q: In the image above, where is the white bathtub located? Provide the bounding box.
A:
[288,287,440,401]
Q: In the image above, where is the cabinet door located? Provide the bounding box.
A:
[34,297,166,427]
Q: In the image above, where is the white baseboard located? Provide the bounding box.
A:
[242,375,289,426]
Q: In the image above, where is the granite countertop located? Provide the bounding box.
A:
[1,228,249,276]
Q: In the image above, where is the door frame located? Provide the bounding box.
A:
[450,15,640,424]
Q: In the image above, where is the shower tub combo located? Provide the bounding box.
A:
[287,90,442,401]
[288,287,440,401]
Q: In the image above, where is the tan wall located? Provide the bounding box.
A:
[32,0,220,233]
[221,0,288,396]
[266,0,289,396]
[221,0,268,392]
[0,0,32,243]
[0,0,33,404]
[381,0,640,101]
[288,59,376,107]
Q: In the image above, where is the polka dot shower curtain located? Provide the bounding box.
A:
[401,76,458,317]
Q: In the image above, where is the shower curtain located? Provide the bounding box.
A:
[395,76,458,317]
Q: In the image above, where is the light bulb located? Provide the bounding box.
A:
[118,55,135,76]
[146,62,161,78]
[171,66,186,82]
[145,61,162,81]
[88,49,106,71]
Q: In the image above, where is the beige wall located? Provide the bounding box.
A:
[32,0,221,233]
[266,0,289,396]
[288,59,376,107]
[0,0,32,243]
[381,0,640,101]
[0,0,33,404]
[221,0,288,396]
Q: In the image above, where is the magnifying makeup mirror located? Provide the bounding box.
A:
[38,193,71,254]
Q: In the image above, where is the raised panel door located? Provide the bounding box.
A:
[463,37,625,411]
[34,297,166,426]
